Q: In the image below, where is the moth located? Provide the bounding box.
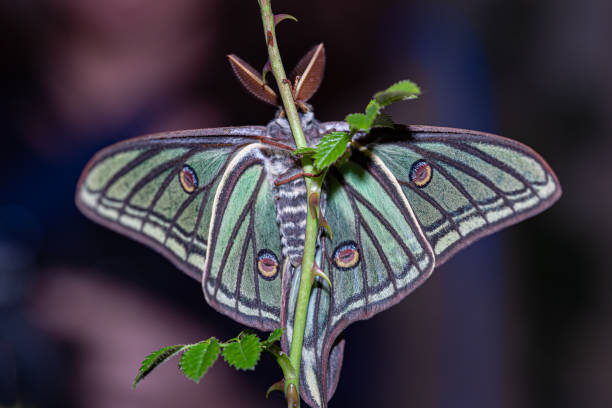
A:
[75,44,561,408]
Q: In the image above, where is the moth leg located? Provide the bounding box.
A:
[292,75,301,101]
[277,77,311,112]
[293,76,301,93]
[274,171,323,186]
[274,107,287,119]
[258,137,294,151]
[296,101,311,112]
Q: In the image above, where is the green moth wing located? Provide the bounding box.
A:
[360,125,562,265]
[202,144,284,331]
[75,126,267,281]
[279,121,561,408]
[282,147,436,407]
[77,118,561,408]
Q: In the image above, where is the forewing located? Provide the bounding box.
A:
[363,125,562,265]
[75,126,266,281]
[202,144,283,331]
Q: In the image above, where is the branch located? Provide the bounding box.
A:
[258,1,321,407]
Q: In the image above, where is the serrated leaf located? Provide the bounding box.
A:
[179,339,221,383]
[345,113,369,132]
[364,100,381,122]
[133,344,185,388]
[373,80,421,107]
[292,147,317,156]
[346,100,381,132]
[222,334,262,370]
[372,112,395,129]
[313,131,351,170]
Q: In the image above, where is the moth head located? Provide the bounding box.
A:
[266,117,293,142]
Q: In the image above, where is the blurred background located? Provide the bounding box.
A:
[1,0,610,407]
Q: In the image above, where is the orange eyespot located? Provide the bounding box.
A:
[179,165,198,193]
[332,241,360,270]
[257,249,279,280]
[410,160,432,188]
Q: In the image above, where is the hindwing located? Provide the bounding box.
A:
[282,147,435,407]
[202,144,284,330]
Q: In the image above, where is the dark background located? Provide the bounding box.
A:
[1,1,611,407]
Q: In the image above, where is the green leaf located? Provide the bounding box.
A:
[373,80,421,107]
[346,100,381,132]
[179,339,221,383]
[133,344,185,388]
[345,113,370,132]
[292,147,317,156]
[364,100,381,123]
[265,328,283,345]
[313,131,351,170]
[222,333,262,370]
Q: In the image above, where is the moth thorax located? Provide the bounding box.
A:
[265,112,319,145]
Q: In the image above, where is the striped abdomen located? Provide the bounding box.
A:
[268,154,308,266]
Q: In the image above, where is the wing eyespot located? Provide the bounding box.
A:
[257,249,280,280]
[332,241,360,270]
[410,159,433,188]
[179,165,198,193]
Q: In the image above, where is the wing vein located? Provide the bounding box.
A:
[96,149,159,203]
[408,144,516,212]
[398,179,460,232]
[451,141,540,197]
[344,182,423,274]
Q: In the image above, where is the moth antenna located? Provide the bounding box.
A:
[227,54,279,106]
[290,43,326,104]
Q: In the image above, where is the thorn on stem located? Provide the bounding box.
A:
[266,379,285,398]
[319,214,333,240]
[274,14,298,25]
[311,262,332,287]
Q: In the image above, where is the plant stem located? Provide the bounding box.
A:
[258,1,320,406]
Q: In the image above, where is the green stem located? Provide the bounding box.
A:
[258,1,320,406]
